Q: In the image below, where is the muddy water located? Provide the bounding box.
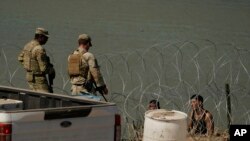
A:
[1,0,250,136]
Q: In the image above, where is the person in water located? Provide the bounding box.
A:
[188,94,214,136]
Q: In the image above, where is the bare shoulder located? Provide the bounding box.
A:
[205,110,213,120]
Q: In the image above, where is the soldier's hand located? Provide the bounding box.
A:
[96,85,108,95]
[102,86,108,95]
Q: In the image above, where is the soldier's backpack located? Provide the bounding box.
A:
[23,46,40,72]
[68,51,88,76]
[23,45,39,72]
[68,53,82,76]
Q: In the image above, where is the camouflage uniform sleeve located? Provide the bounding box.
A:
[18,50,25,65]
[34,46,51,74]
[84,52,105,87]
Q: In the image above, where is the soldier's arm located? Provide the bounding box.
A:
[35,47,50,74]
[86,53,105,87]
[85,53,108,94]
[205,112,214,136]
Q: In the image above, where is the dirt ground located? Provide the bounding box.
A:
[187,135,229,141]
[131,134,229,141]
[134,132,229,141]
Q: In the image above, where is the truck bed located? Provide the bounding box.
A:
[0,85,121,141]
[0,85,113,110]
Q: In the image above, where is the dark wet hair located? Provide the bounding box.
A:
[149,99,160,109]
[190,94,203,103]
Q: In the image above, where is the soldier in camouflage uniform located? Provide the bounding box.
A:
[18,27,55,93]
[68,34,108,100]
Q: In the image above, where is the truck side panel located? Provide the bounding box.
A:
[10,106,116,141]
[0,85,120,141]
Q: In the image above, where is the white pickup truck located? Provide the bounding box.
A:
[0,85,121,141]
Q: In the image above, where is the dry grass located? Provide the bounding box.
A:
[123,122,229,141]
[124,134,229,141]
[126,134,229,141]
[187,135,229,141]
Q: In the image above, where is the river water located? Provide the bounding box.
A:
[1,0,250,138]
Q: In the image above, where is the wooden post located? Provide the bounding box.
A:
[225,84,231,135]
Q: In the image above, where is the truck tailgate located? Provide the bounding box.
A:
[9,106,116,141]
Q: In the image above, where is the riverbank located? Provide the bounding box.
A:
[123,122,229,141]
[187,133,229,141]
[124,134,229,141]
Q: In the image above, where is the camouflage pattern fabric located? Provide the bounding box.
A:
[18,39,54,92]
[69,47,105,95]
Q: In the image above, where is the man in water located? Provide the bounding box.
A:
[147,99,160,110]
[188,94,214,136]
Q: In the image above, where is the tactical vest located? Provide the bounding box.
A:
[68,51,88,77]
[23,42,40,72]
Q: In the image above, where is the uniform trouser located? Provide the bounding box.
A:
[26,72,49,93]
[71,85,88,95]
[71,84,101,101]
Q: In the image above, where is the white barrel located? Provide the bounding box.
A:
[143,109,187,141]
